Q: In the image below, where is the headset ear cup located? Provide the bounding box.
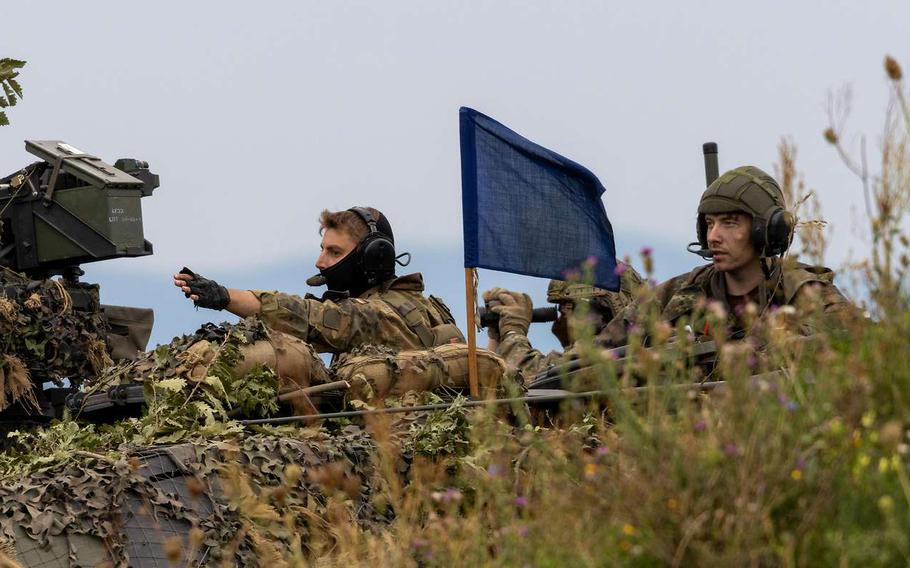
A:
[347,207,397,286]
[765,209,795,256]
[359,233,396,285]
[751,217,768,255]
[697,215,708,248]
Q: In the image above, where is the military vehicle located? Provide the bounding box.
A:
[0,140,730,566]
[0,140,158,425]
[0,141,497,566]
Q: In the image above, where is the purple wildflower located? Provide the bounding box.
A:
[723,442,740,457]
[640,246,653,256]
[514,495,529,508]
[411,538,430,550]
[444,488,463,503]
[563,268,581,281]
[596,446,610,456]
[614,263,628,276]
[694,420,707,432]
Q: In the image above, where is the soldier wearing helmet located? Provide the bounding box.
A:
[598,166,855,347]
[482,263,643,382]
[174,207,464,358]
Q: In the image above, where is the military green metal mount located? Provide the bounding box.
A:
[0,141,158,423]
[0,140,158,279]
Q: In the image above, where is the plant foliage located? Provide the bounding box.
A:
[0,58,25,126]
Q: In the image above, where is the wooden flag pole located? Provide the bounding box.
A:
[464,267,480,398]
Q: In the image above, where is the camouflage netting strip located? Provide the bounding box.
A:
[86,319,286,439]
[0,268,110,395]
[0,427,385,567]
[92,318,272,389]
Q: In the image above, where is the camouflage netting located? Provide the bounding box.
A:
[83,319,330,442]
[91,318,512,425]
[0,268,110,410]
[0,425,385,567]
[0,316,480,566]
[0,389,471,566]
[94,319,326,392]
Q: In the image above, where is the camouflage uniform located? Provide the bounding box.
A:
[598,259,856,347]
[494,334,558,381]
[252,272,463,360]
[493,266,643,381]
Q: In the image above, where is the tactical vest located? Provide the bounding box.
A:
[367,274,465,348]
[660,261,837,327]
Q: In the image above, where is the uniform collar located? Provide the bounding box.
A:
[362,272,425,296]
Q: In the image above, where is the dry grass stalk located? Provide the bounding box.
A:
[775,138,829,265]
[0,355,37,413]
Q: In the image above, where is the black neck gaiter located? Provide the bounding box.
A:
[319,249,369,298]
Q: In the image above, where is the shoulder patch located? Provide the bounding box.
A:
[323,307,343,330]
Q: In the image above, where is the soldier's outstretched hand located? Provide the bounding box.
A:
[491,290,533,337]
[173,267,231,311]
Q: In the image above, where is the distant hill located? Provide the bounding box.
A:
[82,233,694,353]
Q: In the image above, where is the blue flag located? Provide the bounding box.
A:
[460,107,619,291]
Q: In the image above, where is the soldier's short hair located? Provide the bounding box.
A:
[318,208,381,241]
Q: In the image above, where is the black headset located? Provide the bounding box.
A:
[696,206,794,258]
[348,207,396,286]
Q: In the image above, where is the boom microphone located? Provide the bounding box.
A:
[687,242,714,259]
[306,274,327,287]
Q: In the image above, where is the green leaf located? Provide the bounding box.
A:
[0,59,26,70]
[154,430,187,444]
[0,111,7,127]
[192,400,216,423]
[156,377,187,392]
[7,78,22,98]
[154,345,170,365]
[204,375,228,397]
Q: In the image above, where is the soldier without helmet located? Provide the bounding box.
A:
[482,265,644,383]
[598,166,857,347]
[174,207,463,366]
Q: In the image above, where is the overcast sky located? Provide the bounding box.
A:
[3,1,909,348]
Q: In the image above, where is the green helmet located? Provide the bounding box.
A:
[546,281,607,303]
[546,263,644,320]
[696,165,794,257]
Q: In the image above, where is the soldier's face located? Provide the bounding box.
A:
[705,212,760,272]
[552,301,605,348]
[551,303,573,348]
[316,228,359,271]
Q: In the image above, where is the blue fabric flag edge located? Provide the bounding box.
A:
[459,108,479,271]
[459,106,620,291]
